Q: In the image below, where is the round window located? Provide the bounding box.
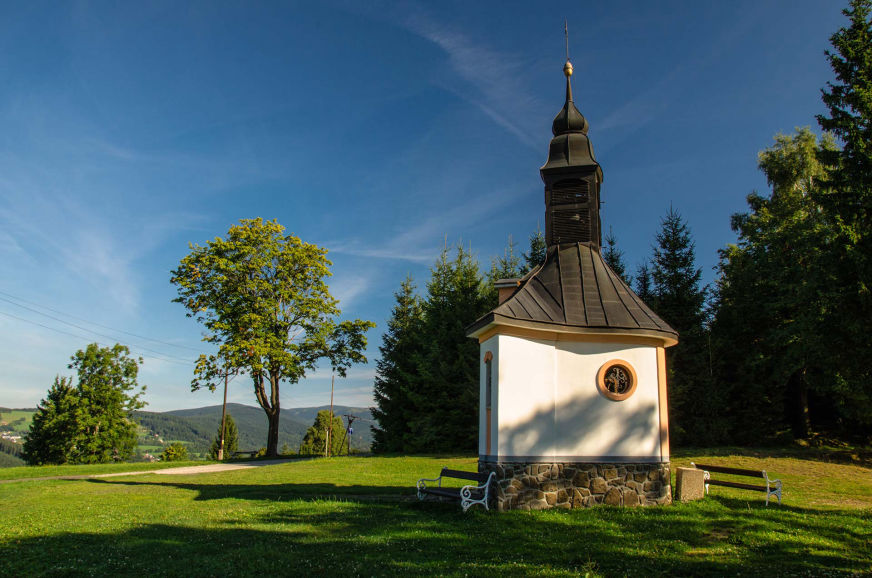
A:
[596,360,638,401]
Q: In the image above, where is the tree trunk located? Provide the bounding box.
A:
[266,406,280,457]
[786,367,810,439]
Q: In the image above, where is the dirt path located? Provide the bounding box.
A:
[0,459,294,484]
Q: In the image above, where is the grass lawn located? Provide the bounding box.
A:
[0,460,210,481]
[0,451,869,576]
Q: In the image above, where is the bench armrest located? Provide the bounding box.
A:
[416,475,443,499]
[459,471,496,512]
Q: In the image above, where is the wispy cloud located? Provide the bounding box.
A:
[399,7,542,148]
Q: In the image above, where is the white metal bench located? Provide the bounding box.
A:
[692,462,783,506]
[416,468,495,512]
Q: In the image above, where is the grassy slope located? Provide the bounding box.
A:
[0,452,869,576]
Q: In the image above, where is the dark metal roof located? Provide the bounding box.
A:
[467,243,677,345]
[541,73,603,182]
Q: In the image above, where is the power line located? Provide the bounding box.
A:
[0,289,204,352]
[0,295,195,363]
[0,310,193,367]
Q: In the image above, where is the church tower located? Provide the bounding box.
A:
[541,59,604,248]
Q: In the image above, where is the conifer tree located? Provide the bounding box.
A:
[603,228,632,285]
[371,277,423,453]
[22,377,79,465]
[208,414,239,460]
[407,245,490,452]
[814,0,872,430]
[484,236,523,306]
[300,410,346,456]
[522,226,547,273]
[650,208,721,444]
[634,261,654,304]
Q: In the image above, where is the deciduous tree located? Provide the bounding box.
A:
[171,218,375,456]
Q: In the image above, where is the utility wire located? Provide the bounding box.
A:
[0,289,204,352]
[0,310,193,367]
[0,296,194,363]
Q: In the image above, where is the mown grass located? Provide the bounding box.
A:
[0,452,869,576]
[0,460,209,480]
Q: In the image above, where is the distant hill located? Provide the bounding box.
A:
[135,403,373,456]
[0,403,373,465]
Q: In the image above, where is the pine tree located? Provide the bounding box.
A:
[208,414,239,460]
[371,277,423,453]
[407,244,490,452]
[522,225,547,273]
[603,228,632,285]
[650,208,722,444]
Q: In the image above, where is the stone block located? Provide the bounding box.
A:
[604,487,623,506]
[648,469,660,481]
[634,472,647,483]
[603,467,617,480]
[622,488,639,506]
[573,471,590,488]
[675,467,704,502]
[591,477,607,494]
[555,501,571,509]
[530,499,550,510]
[545,492,558,505]
[557,489,568,503]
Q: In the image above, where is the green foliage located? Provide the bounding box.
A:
[371,277,424,453]
[160,442,188,462]
[814,0,872,430]
[299,410,346,456]
[649,209,723,445]
[712,128,871,440]
[170,218,375,456]
[372,244,491,453]
[23,344,145,465]
[208,414,238,460]
[407,245,490,452]
[634,261,653,304]
[602,228,631,285]
[522,225,547,273]
[484,236,523,306]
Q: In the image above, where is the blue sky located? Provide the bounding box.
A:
[0,1,845,411]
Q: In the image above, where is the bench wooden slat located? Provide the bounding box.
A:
[440,468,487,483]
[707,479,768,492]
[420,487,462,499]
[693,463,764,478]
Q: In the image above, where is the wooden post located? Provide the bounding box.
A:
[326,374,335,457]
[218,369,229,461]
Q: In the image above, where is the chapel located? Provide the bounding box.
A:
[465,56,678,510]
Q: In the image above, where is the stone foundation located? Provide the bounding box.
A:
[480,461,672,511]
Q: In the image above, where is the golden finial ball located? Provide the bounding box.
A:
[563,60,573,77]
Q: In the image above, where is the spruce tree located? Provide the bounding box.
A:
[603,228,632,285]
[634,261,653,304]
[522,226,547,273]
[407,245,490,452]
[815,0,872,431]
[370,277,423,453]
[23,377,79,465]
[300,410,346,456]
[484,235,523,306]
[650,208,721,444]
[209,414,239,460]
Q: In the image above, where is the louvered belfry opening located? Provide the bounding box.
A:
[546,176,599,246]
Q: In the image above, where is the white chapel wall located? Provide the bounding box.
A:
[484,333,661,461]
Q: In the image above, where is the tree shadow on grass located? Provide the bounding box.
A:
[3,481,867,577]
